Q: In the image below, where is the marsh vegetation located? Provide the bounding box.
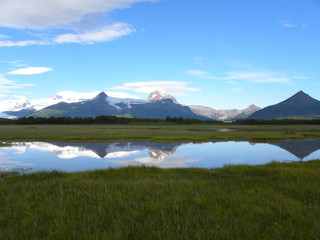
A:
[1,161,319,239]
[0,123,320,142]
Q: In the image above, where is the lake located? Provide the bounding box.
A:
[1,140,320,172]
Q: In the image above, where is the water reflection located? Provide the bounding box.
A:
[0,140,319,172]
[9,142,181,160]
[271,140,320,159]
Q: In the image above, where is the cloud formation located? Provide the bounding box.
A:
[231,87,243,92]
[0,74,35,93]
[0,40,44,47]
[281,23,296,28]
[112,81,201,96]
[105,91,141,99]
[7,67,53,75]
[192,56,204,65]
[3,60,27,67]
[54,23,135,44]
[185,68,293,84]
[279,20,306,28]
[0,23,134,46]
[225,71,290,83]
[0,34,9,39]
[0,0,157,30]
[185,70,218,80]
[0,0,157,46]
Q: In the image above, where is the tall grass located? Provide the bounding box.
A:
[0,124,320,142]
[1,160,319,239]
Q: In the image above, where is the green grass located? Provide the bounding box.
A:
[1,160,320,239]
[0,124,320,142]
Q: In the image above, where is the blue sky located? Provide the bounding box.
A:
[0,0,319,109]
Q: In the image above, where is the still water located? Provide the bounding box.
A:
[1,140,320,172]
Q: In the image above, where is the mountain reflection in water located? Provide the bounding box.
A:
[272,140,320,160]
[9,142,182,160]
[0,140,320,172]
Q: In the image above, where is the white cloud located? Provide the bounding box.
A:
[225,71,290,83]
[185,70,218,80]
[231,87,243,92]
[0,0,158,47]
[112,81,201,96]
[0,34,9,39]
[282,23,297,28]
[279,20,296,28]
[105,91,141,99]
[0,24,133,46]
[7,67,53,75]
[53,23,135,44]
[279,20,306,28]
[0,0,158,30]
[292,75,308,80]
[186,67,296,84]
[228,81,237,85]
[2,60,27,67]
[192,56,204,65]
[0,40,45,47]
[0,74,35,93]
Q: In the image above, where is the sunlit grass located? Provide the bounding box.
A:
[0,124,319,142]
[1,160,319,239]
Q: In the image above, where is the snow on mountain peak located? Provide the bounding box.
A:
[0,90,145,117]
[0,96,33,112]
[147,89,178,103]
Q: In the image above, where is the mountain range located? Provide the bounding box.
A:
[29,91,208,119]
[1,90,319,120]
[189,104,261,120]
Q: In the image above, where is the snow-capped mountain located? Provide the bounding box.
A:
[0,91,145,118]
[147,89,178,104]
[0,96,33,112]
[31,91,102,110]
[0,96,36,118]
[30,91,206,119]
[0,89,263,120]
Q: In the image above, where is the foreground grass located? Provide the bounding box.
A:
[0,124,320,142]
[1,161,320,239]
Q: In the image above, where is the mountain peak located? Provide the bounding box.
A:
[97,92,108,98]
[247,104,261,110]
[249,91,320,119]
[92,92,108,100]
[293,90,307,97]
[286,90,316,103]
[147,89,178,104]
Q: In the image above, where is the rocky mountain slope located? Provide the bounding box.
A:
[189,104,261,120]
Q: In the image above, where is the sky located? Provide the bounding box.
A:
[0,0,319,109]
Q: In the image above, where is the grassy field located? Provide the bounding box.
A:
[0,123,320,142]
[0,160,319,239]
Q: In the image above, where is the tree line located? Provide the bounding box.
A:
[0,116,319,125]
[234,118,320,125]
[0,116,222,125]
